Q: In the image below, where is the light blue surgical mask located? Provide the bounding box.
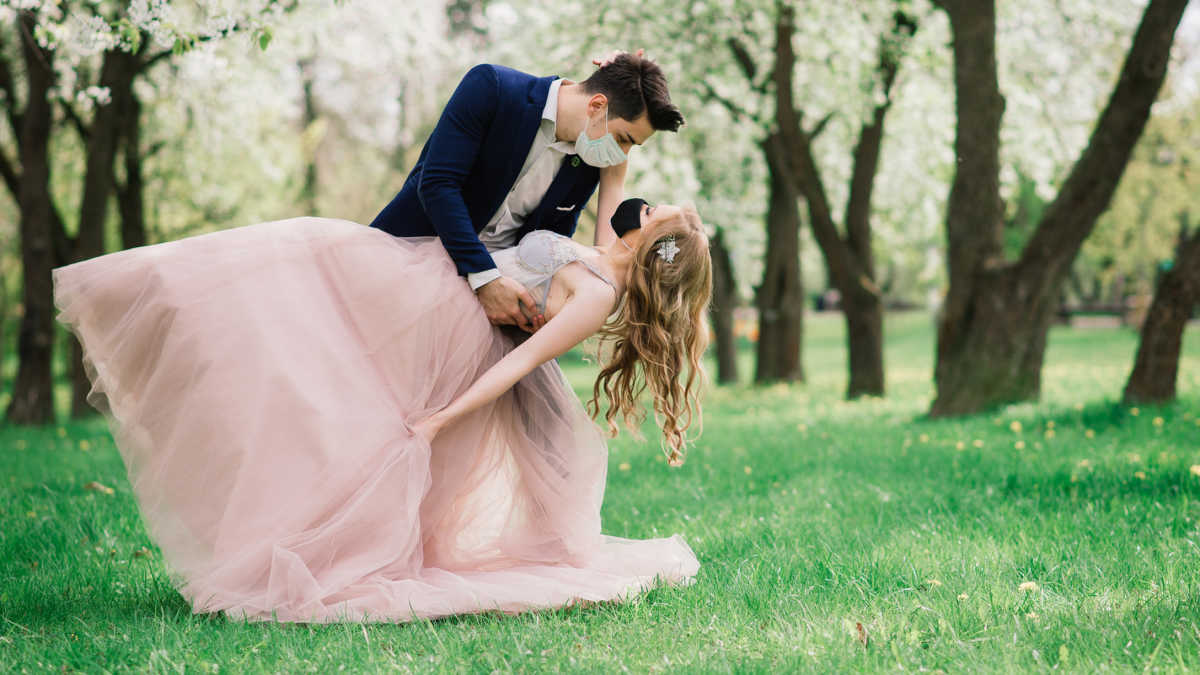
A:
[574,108,628,168]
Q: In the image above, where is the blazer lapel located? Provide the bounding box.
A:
[518,156,597,240]
[539,156,584,218]
[501,75,557,195]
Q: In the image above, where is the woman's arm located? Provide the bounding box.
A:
[592,161,628,248]
[413,282,614,442]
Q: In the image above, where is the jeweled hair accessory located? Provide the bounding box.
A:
[656,235,680,264]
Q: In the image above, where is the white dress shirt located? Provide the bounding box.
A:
[467,77,577,291]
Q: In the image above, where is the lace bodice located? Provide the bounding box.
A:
[492,230,616,314]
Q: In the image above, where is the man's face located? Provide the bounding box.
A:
[581,95,656,154]
[605,113,656,155]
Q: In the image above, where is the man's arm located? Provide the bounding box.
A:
[419,64,541,330]
[593,161,628,247]
[417,64,501,278]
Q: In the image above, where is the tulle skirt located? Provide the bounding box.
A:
[52,216,698,622]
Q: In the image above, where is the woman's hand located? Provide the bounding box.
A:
[592,48,644,68]
[411,415,444,446]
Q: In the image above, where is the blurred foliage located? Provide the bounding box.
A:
[0,0,1196,374]
[1074,97,1199,304]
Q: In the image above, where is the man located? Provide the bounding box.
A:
[369,51,684,333]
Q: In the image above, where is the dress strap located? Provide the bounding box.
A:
[573,258,617,293]
[544,232,617,293]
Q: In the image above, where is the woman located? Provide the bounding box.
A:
[52,198,712,623]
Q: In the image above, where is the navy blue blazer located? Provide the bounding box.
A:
[369,64,601,277]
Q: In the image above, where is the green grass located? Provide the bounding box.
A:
[2,312,1199,672]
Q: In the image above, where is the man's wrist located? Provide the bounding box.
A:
[467,268,502,292]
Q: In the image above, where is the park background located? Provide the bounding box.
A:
[2,0,1200,671]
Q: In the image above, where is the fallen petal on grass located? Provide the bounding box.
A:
[83,481,115,495]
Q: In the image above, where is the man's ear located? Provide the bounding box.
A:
[587,93,608,114]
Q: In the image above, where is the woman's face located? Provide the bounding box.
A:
[636,203,684,240]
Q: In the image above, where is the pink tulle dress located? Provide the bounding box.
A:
[52,216,699,623]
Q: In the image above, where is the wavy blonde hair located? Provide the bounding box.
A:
[586,206,712,465]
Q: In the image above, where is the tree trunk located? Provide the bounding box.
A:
[300,57,320,214]
[7,11,57,425]
[754,133,804,384]
[1123,220,1200,404]
[708,227,739,384]
[117,76,147,249]
[930,0,1188,417]
[68,50,137,418]
[783,10,914,399]
[843,289,885,397]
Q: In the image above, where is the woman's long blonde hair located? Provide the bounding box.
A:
[586,206,713,465]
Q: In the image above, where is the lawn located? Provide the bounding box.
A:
[2,312,1199,672]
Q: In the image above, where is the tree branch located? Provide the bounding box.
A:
[808,112,835,140]
[0,144,19,201]
[1018,0,1190,287]
[0,43,24,151]
[59,100,91,142]
[772,5,800,139]
[698,80,766,128]
[727,36,757,82]
[844,7,919,271]
[141,0,303,72]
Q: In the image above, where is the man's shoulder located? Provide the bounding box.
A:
[465,63,552,91]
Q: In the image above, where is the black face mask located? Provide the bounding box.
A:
[610,197,648,238]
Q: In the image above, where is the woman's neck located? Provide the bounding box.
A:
[595,234,641,296]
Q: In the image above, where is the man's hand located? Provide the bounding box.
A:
[592,48,644,68]
[476,276,546,333]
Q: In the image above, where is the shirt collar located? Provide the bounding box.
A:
[543,77,563,124]
[542,78,576,153]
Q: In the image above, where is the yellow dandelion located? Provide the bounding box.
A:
[618,462,631,472]
[919,433,930,443]
[1015,440,1026,450]
[1190,465,1200,478]
[744,466,752,475]
[1045,429,1056,440]
[1085,429,1095,439]
[1153,416,1164,428]
[79,440,91,451]
[972,439,984,448]
[1135,471,1147,480]
[1131,407,1140,417]
[1009,421,1023,433]
[955,441,966,451]
[1018,581,1039,592]
[957,593,969,601]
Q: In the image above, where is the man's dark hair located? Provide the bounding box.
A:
[580,53,685,133]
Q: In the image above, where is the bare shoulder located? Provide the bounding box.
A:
[545,260,618,321]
